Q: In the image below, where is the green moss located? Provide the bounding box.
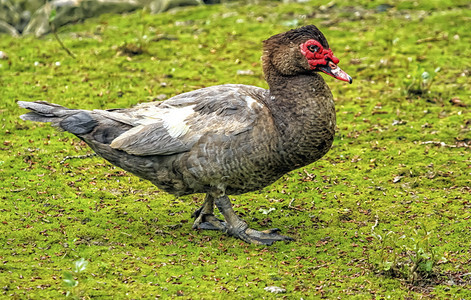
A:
[1,0,470,298]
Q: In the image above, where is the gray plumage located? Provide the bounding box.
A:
[18,25,351,245]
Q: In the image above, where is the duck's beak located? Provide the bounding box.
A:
[318,61,352,84]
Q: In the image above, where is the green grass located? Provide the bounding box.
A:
[1,0,470,298]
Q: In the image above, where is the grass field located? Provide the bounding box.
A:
[1,0,470,298]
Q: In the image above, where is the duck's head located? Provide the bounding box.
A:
[263,25,352,84]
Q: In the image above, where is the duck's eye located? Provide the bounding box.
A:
[307,44,319,53]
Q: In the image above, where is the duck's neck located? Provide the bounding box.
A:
[264,68,337,168]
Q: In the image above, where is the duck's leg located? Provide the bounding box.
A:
[214,195,294,245]
[192,194,226,231]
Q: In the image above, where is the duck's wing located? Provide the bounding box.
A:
[105,84,269,156]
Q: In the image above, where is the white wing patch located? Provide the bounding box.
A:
[110,104,195,150]
[245,95,262,110]
[160,105,194,138]
[134,104,195,138]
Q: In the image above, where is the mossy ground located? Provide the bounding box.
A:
[1,0,470,298]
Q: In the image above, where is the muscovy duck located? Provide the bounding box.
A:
[18,25,352,245]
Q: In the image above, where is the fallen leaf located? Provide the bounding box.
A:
[450,97,467,107]
[264,286,286,294]
[393,176,403,183]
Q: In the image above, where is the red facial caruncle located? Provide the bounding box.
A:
[300,39,352,84]
[300,40,339,68]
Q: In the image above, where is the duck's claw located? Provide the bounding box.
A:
[191,194,226,231]
[228,224,294,245]
[213,195,294,245]
[192,213,227,231]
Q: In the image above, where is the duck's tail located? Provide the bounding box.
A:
[18,100,169,185]
[18,101,97,135]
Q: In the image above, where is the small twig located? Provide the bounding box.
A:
[416,35,447,44]
[288,198,295,208]
[371,214,379,233]
[421,141,470,148]
[51,23,76,59]
[288,198,294,207]
[60,153,97,164]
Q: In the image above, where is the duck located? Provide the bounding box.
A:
[18,25,352,245]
